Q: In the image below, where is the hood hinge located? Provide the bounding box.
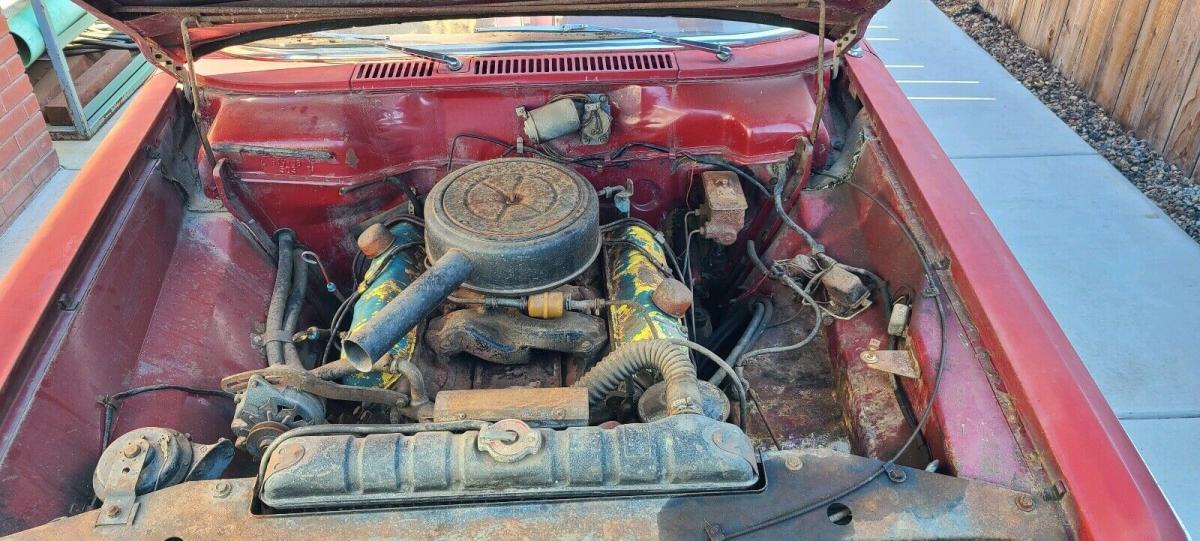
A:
[180,17,217,166]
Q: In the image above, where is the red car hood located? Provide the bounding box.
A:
[73,0,887,76]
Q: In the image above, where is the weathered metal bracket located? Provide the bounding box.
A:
[95,437,149,527]
[860,338,921,379]
[222,366,410,407]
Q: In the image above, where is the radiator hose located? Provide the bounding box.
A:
[266,230,295,366]
[574,339,703,416]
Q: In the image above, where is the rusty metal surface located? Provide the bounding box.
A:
[433,387,589,427]
[425,158,601,295]
[650,278,693,318]
[860,339,920,379]
[259,414,756,510]
[16,451,1069,540]
[739,297,850,454]
[426,309,607,365]
[699,171,748,245]
[604,225,687,345]
[355,223,396,258]
[443,159,585,239]
[222,366,409,406]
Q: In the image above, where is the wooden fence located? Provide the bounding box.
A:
[976,0,1200,181]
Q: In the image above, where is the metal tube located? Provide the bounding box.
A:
[342,249,471,372]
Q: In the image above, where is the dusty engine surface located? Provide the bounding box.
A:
[425,158,601,295]
[163,155,752,510]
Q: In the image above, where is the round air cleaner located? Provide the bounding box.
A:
[425,158,600,295]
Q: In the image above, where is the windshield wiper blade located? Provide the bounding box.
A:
[480,24,733,62]
[311,33,463,71]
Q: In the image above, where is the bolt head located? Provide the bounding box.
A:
[105,505,122,517]
[213,481,233,499]
[121,442,141,458]
[784,455,804,471]
[1015,493,1036,512]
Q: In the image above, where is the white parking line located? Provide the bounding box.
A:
[907,96,997,101]
[896,80,981,84]
[885,64,925,69]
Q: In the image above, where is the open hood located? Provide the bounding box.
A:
[71,0,887,77]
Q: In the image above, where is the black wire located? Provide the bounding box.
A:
[320,289,362,365]
[99,384,234,450]
[720,180,949,539]
[445,133,515,170]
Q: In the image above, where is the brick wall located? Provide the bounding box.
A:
[0,13,60,230]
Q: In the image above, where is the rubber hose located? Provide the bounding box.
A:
[773,176,824,254]
[266,231,295,366]
[282,250,308,368]
[711,300,771,385]
[574,339,703,416]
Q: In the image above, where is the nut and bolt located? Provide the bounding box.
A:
[105,505,122,518]
[860,338,882,364]
[784,455,804,471]
[1015,493,1036,512]
[212,481,233,499]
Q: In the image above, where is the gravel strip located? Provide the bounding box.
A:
[931,0,1200,243]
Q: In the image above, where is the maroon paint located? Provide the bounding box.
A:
[846,45,1185,539]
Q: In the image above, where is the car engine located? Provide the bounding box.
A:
[89,89,895,516]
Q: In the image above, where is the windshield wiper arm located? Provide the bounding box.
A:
[480,24,733,62]
[311,33,463,71]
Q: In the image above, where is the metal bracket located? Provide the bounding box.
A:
[179,17,217,165]
[95,437,149,526]
[859,338,921,379]
[833,16,865,57]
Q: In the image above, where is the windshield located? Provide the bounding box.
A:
[233,16,794,56]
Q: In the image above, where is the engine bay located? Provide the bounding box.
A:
[90,74,933,513]
[0,38,1074,538]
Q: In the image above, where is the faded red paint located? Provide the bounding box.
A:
[845,45,1185,540]
[0,29,1181,541]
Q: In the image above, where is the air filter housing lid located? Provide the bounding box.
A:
[425,158,600,295]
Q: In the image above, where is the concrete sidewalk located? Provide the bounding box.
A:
[869,0,1200,534]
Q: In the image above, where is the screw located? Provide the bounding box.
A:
[859,338,882,364]
[1015,493,1035,512]
[212,481,233,499]
[105,505,122,518]
[121,442,141,458]
[784,455,804,471]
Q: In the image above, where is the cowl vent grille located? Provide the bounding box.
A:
[353,61,436,80]
[473,52,675,75]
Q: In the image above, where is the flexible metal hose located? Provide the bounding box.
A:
[574,339,703,416]
[266,231,295,366]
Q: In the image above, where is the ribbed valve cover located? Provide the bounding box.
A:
[425,158,600,295]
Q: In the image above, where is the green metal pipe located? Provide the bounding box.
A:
[339,223,425,388]
[7,0,89,66]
